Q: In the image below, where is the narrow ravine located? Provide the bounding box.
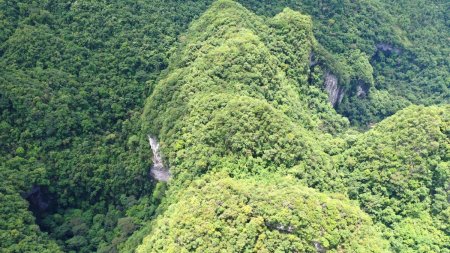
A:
[148,135,170,182]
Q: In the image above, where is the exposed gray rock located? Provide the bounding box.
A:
[356,84,369,98]
[376,43,401,54]
[148,135,170,182]
[313,241,326,253]
[324,72,344,107]
[265,221,295,233]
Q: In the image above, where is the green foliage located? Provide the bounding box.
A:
[389,214,449,253]
[0,0,212,250]
[0,190,62,252]
[238,0,449,126]
[0,162,61,252]
[339,89,412,126]
[1,0,448,252]
[41,206,121,253]
[140,2,351,200]
[137,175,389,253]
[341,105,450,251]
[343,105,449,223]
[143,0,347,140]
[371,0,449,104]
[134,2,449,252]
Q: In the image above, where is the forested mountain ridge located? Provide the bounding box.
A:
[136,1,449,252]
[0,0,448,252]
[141,0,347,184]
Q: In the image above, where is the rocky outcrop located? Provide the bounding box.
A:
[148,135,170,182]
[313,241,326,253]
[324,72,344,106]
[376,43,401,54]
[265,221,295,233]
[356,84,369,98]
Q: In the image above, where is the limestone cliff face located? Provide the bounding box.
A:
[324,72,344,107]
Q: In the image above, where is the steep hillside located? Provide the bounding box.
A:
[0,0,448,252]
[134,1,449,252]
[238,0,449,126]
[137,175,389,253]
[0,0,212,251]
[342,105,450,252]
[141,0,347,187]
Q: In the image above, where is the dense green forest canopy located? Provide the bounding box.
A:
[137,175,390,253]
[0,0,448,252]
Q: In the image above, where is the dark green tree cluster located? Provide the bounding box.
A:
[0,0,212,251]
[0,161,62,252]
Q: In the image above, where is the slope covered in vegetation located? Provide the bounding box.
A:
[141,0,347,185]
[137,175,389,253]
[239,0,449,126]
[0,0,448,252]
[1,0,211,251]
[342,105,450,252]
[135,1,449,252]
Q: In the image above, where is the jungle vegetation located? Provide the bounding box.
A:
[0,0,448,252]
